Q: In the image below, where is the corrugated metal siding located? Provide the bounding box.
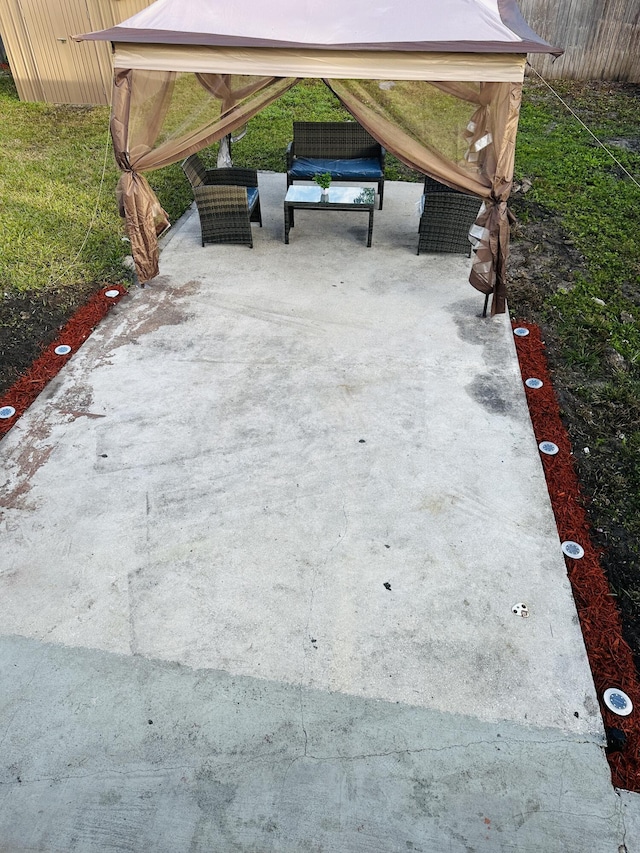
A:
[17,0,99,103]
[84,0,153,101]
[519,0,640,83]
[0,0,43,100]
[0,0,152,104]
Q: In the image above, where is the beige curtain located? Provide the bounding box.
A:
[326,79,522,314]
[111,69,298,282]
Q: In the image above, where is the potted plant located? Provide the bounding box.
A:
[313,172,332,201]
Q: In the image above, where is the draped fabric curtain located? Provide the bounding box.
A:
[110,69,520,313]
[111,69,298,282]
[326,79,522,314]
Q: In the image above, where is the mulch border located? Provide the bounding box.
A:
[1,299,638,788]
[512,320,640,791]
[0,285,125,439]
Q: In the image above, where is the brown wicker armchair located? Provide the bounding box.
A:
[417,176,481,257]
[182,155,262,248]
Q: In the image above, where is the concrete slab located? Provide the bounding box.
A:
[0,174,635,850]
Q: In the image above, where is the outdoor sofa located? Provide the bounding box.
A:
[286,121,386,209]
[182,154,262,247]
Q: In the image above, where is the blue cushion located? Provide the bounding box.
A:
[246,187,259,209]
[289,157,384,180]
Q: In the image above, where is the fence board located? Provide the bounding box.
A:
[519,0,640,83]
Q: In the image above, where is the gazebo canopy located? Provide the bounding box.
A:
[76,0,560,313]
[80,0,557,55]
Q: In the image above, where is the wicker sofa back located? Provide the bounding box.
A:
[291,122,381,159]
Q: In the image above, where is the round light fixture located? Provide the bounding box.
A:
[539,441,559,456]
[561,541,585,560]
[603,688,633,717]
[54,345,72,356]
[525,378,543,389]
[513,327,529,337]
[0,406,16,419]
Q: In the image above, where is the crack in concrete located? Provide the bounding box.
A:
[0,734,603,787]
[557,743,568,812]
[615,789,629,853]
[301,736,602,763]
[0,751,289,787]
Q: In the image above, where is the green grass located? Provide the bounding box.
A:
[516,83,640,389]
[0,73,127,293]
[514,78,640,393]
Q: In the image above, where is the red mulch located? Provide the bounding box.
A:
[513,320,640,791]
[0,286,125,439]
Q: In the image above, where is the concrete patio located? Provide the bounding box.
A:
[0,173,638,851]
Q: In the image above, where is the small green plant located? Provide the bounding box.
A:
[313,172,332,190]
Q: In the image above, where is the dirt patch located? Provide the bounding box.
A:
[507,197,588,312]
[0,283,103,397]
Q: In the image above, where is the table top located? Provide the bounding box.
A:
[284,186,375,207]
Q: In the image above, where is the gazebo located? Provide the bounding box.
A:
[76,0,560,314]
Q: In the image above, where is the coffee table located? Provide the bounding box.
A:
[284,186,376,247]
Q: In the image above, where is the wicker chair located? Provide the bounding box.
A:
[182,155,262,248]
[417,176,481,257]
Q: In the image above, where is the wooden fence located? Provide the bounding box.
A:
[519,0,640,83]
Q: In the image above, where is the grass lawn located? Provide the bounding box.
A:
[1,71,639,664]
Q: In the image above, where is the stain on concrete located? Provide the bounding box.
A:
[96,278,202,360]
[466,372,516,417]
[55,381,106,421]
[0,414,54,512]
[583,693,599,719]
[57,382,94,412]
[193,777,237,814]
[0,380,102,513]
[450,298,508,366]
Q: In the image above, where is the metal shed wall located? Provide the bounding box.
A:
[0,0,152,103]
